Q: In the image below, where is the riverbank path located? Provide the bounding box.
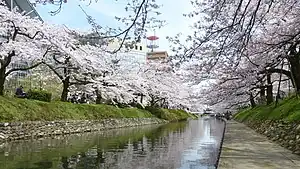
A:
[218,121,300,169]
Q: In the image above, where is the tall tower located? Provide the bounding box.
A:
[146,31,168,61]
[146,33,159,52]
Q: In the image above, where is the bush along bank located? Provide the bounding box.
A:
[0,96,195,141]
[145,106,197,122]
[234,96,300,155]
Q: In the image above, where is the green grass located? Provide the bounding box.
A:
[0,96,194,122]
[0,96,154,122]
[161,109,196,121]
[145,106,196,122]
[234,96,300,123]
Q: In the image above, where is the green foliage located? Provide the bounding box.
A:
[121,108,152,118]
[145,106,164,118]
[0,96,153,122]
[145,106,195,121]
[27,89,52,102]
[0,96,196,122]
[234,95,300,123]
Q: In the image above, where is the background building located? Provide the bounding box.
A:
[145,35,168,61]
[107,39,148,65]
[146,51,168,60]
[4,0,42,21]
[78,33,148,67]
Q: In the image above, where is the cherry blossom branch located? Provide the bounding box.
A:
[78,0,148,54]
[4,47,50,77]
[44,62,64,80]
[5,62,43,77]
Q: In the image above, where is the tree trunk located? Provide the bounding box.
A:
[95,89,102,104]
[0,67,6,96]
[140,95,144,103]
[275,61,284,106]
[60,78,70,102]
[287,50,300,92]
[260,86,265,97]
[149,95,156,107]
[289,61,300,93]
[249,93,256,108]
[259,85,266,104]
[266,73,273,105]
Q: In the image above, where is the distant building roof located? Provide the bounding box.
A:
[146,51,168,60]
[4,0,42,21]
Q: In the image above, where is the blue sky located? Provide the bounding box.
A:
[34,0,195,53]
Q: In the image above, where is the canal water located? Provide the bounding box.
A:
[0,118,225,169]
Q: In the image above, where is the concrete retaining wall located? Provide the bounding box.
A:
[243,120,300,155]
[0,118,167,141]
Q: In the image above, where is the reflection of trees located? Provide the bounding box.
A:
[132,140,139,151]
[61,153,84,169]
[16,160,53,169]
[96,149,105,164]
[61,156,70,169]
[54,122,189,169]
[88,122,191,169]
[179,119,225,168]
[5,121,215,169]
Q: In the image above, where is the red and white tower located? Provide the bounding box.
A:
[146,31,168,61]
[146,35,159,52]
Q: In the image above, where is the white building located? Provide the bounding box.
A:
[115,44,148,68]
[79,34,148,69]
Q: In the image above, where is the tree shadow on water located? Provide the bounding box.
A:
[16,160,53,169]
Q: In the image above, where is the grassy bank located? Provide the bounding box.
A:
[145,106,196,122]
[0,96,194,122]
[234,96,300,123]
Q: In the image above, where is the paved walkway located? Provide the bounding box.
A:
[218,121,300,169]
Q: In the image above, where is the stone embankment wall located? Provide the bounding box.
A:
[0,118,167,141]
[242,120,300,155]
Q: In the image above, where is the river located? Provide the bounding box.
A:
[0,117,225,169]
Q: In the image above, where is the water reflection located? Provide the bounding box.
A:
[179,118,224,169]
[0,118,224,169]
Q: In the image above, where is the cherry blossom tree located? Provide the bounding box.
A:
[140,60,193,109]
[63,49,194,109]
[0,3,96,99]
[0,2,192,110]
[0,4,51,95]
[165,0,300,110]
[76,46,140,104]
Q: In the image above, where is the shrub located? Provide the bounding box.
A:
[145,106,195,121]
[27,89,52,102]
[145,106,164,118]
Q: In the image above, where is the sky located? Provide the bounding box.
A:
[33,0,195,53]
